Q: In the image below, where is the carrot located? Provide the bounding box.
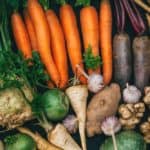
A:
[11,12,32,58]
[99,0,112,85]
[80,5,100,74]
[59,4,87,84]
[27,0,60,86]
[23,9,38,51]
[46,10,68,88]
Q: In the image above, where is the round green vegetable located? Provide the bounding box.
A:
[100,131,146,150]
[41,89,69,121]
[4,133,36,150]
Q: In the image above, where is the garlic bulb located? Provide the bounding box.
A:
[101,116,121,136]
[76,64,104,93]
[123,83,141,104]
[88,74,104,93]
[101,116,121,150]
[62,115,78,134]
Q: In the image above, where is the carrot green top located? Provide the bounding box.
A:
[75,0,91,6]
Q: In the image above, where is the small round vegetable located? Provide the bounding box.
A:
[41,89,69,121]
[100,131,147,150]
[4,133,36,150]
[123,83,141,104]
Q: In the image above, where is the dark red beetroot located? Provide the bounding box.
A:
[133,36,150,91]
[113,0,132,88]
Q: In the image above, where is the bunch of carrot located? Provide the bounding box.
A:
[11,0,113,87]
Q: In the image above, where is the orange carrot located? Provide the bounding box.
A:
[99,0,112,85]
[23,9,38,51]
[59,4,87,84]
[11,12,32,58]
[80,6,100,75]
[46,10,68,88]
[27,0,60,86]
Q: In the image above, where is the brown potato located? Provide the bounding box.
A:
[86,83,121,137]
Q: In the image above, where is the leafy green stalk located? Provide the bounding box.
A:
[39,0,50,10]
[83,45,102,70]
[55,0,67,5]
[0,0,49,91]
[6,0,20,11]
[75,0,91,7]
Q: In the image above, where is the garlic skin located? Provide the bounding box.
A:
[88,74,104,93]
[123,84,141,104]
[101,116,121,136]
[62,115,78,134]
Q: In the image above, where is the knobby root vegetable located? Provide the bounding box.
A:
[133,36,150,91]
[17,127,61,150]
[86,83,121,137]
[0,88,32,129]
[48,124,81,150]
[66,85,88,150]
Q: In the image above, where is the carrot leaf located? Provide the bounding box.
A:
[39,0,49,10]
[55,0,67,5]
[83,45,102,70]
[6,0,20,11]
[75,0,91,6]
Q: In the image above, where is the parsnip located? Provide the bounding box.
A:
[17,127,60,150]
[48,124,81,150]
[66,85,88,150]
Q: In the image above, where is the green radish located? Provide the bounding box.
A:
[40,89,69,121]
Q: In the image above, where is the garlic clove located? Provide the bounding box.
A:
[101,116,121,136]
[123,84,141,104]
[62,115,78,134]
[88,74,104,93]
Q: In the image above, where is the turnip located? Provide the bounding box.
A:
[66,85,88,150]
[4,133,36,150]
[113,0,132,88]
[31,90,81,150]
[40,89,69,121]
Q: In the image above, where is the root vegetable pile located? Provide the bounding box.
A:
[0,0,149,150]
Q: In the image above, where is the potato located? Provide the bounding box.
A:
[86,83,121,137]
